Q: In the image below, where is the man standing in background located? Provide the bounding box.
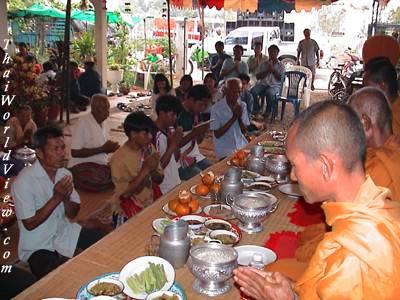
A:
[297,28,319,90]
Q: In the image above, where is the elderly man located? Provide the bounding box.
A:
[220,44,249,80]
[69,94,119,192]
[210,78,250,160]
[297,28,319,90]
[234,101,400,299]
[250,45,285,116]
[363,56,400,135]
[12,126,104,279]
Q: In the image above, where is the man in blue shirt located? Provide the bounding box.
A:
[210,41,231,83]
[210,78,250,160]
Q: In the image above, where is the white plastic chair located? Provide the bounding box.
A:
[286,65,312,108]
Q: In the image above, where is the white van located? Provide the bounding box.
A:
[224,26,298,66]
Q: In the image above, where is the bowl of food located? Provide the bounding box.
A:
[203,204,234,220]
[86,278,124,299]
[204,219,232,231]
[179,215,206,230]
[226,192,278,234]
[187,243,238,296]
[146,290,183,300]
[209,230,239,245]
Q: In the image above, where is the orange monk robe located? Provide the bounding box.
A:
[295,177,400,300]
[392,96,400,135]
[366,134,400,201]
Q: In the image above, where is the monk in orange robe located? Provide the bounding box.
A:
[234,101,400,300]
[363,56,400,135]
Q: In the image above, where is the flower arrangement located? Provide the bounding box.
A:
[8,55,48,110]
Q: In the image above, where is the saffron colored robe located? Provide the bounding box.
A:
[295,177,400,300]
[392,96,400,135]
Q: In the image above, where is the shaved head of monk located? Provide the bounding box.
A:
[286,101,367,204]
[348,87,393,148]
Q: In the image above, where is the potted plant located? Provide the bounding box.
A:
[107,64,123,93]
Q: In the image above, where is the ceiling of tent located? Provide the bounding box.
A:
[170,0,340,12]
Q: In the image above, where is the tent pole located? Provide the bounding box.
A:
[201,5,205,80]
[62,0,71,124]
[167,0,174,87]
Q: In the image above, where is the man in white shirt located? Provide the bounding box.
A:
[297,28,320,90]
[69,94,119,192]
[154,95,183,194]
[11,126,104,279]
[220,45,249,80]
[211,78,250,160]
[250,45,285,116]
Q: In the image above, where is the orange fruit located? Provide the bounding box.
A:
[178,190,192,204]
[202,174,214,186]
[236,150,246,160]
[168,198,179,212]
[175,203,191,216]
[195,184,209,196]
[188,199,199,213]
[231,158,240,167]
[209,183,221,194]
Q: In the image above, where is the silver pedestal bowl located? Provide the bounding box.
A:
[227,192,278,234]
[187,243,238,297]
[265,154,291,181]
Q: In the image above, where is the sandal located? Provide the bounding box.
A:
[117,103,133,112]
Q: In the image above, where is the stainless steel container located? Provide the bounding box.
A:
[264,154,291,181]
[220,167,243,205]
[13,146,36,167]
[246,145,266,174]
[158,220,190,269]
[187,243,238,297]
[227,192,278,234]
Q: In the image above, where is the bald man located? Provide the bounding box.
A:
[363,56,400,134]
[234,101,400,300]
[69,94,119,192]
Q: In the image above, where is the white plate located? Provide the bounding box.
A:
[234,245,277,266]
[152,218,174,234]
[146,290,183,300]
[190,185,211,199]
[278,183,303,198]
[119,256,175,299]
[203,204,234,220]
[162,203,202,217]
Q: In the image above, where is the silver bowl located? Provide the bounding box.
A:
[14,146,36,167]
[187,243,238,297]
[227,192,278,234]
[265,154,291,180]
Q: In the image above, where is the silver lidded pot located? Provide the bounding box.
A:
[246,145,266,174]
[220,167,243,205]
[14,146,36,167]
[158,220,190,269]
[264,154,291,181]
[187,243,238,297]
[226,192,278,234]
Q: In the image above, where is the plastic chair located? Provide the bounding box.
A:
[286,65,312,108]
[271,71,307,121]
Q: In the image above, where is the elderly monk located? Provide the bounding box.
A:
[363,56,400,135]
[234,101,400,300]
[295,87,400,264]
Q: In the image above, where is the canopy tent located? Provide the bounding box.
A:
[170,0,339,12]
[8,3,66,18]
[71,10,140,27]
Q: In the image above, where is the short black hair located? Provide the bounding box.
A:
[123,111,155,137]
[156,95,182,115]
[238,73,250,83]
[180,74,193,86]
[215,41,224,48]
[254,41,263,47]
[33,125,63,151]
[268,44,280,53]
[18,42,27,48]
[153,73,172,94]
[69,61,79,69]
[364,56,398,97]
[233,45,244,53]
[42,61,54,72]
[204,73,217,87]
[293,101,366,172]
[187,84,212,102]
[84,61,95,69]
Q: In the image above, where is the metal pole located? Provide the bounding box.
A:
[62,0,71,124]
[144,18,147,54]
[167,0,174,87]
[201,5,205,80]
[183,17,187,74]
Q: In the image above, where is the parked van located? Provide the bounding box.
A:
[224,26,298,67]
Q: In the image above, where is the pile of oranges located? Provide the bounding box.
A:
[195,171,221,196]
[228,150,248,168]
[168,190,200,217]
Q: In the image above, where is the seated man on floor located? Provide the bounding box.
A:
[78,56,104,98]
[68,94,119,192]
[177,84,212,180]
[154,95,183,194]
[110,112,163,228]
[211,78,250,160]
[11,126,105,279]
[234,101,400,300]
[250,45,285,117]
